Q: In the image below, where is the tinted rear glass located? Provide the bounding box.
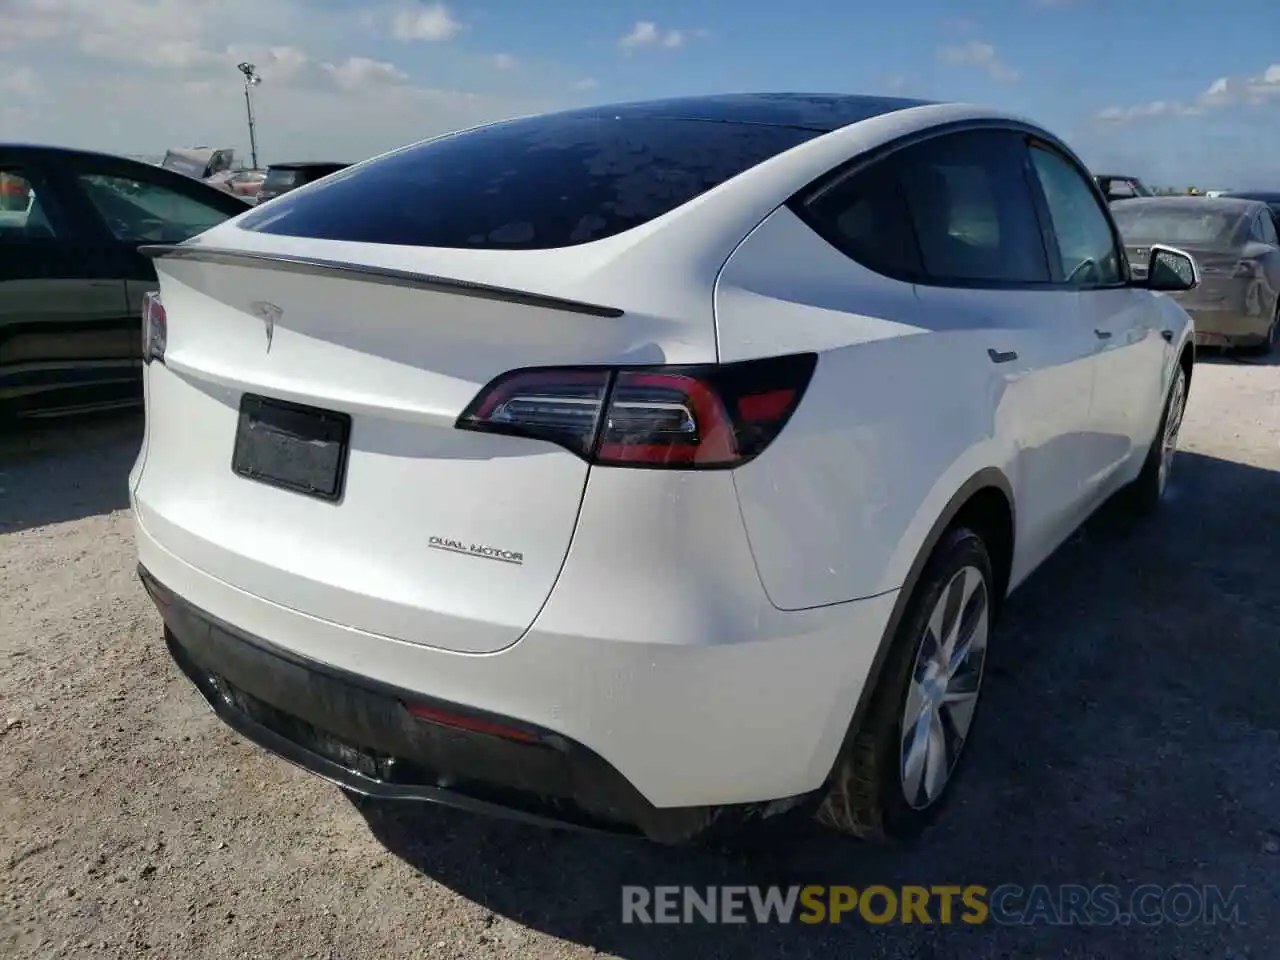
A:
[238,116,818,249]
[263,168,301,192]
[301,165,345,182]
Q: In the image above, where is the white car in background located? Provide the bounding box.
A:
[131,93,1198,844]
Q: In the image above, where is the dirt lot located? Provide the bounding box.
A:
[2,354,1278,960]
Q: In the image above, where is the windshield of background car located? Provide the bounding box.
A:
[237,116,821,249]
[1112,205,1243,245]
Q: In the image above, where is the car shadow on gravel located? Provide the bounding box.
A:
[0,411,142,534]
[354,449,1280,959]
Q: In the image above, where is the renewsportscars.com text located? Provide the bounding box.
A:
[621,884,1245,926]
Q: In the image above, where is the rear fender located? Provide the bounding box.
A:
[821,465,1015,781]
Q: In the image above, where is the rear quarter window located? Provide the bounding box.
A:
[238,116,817,250]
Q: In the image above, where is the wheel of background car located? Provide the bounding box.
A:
[1239,301,1279,358]
[815,526,994,841]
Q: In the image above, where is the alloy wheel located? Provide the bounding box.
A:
[899,565,990,810]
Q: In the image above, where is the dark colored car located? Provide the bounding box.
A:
[256,162,348,204]
[1094,174,1154,203]
[0,145,251,419]
[1112,195,1280,353]
[1223,190,1280,233]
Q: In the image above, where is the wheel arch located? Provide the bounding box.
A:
[819,467,1015,788]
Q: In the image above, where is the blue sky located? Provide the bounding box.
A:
[2,0,1278,186]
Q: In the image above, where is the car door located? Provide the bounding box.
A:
[0,151,135,417]
[893,129,1103,573]
[1024,140,1167,490]
[1247,209,1280,315]
[57,154,248,322]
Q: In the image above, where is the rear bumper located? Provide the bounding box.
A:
[143,566,718,840]
[1185,307,1272,345]
[135,520,898,837]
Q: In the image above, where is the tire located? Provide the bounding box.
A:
[815,527,995,842]
[1126,362,1188,515]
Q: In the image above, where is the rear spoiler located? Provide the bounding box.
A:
[137,244,624,319]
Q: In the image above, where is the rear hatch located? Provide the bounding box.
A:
[1125,243,1242,301]
[132,105,836,654]
[136,246,709,654]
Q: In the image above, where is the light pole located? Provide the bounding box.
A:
[237,62,262,169]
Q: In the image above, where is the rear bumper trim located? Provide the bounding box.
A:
[139,564,790,842]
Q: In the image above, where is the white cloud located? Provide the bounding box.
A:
[1095,62,1280,124]
[322,56,408,92]
[488,52,518,70]
[937,41,1018,83]
[0,0,570,163]
[571,77,599,91]
[618,20,690,52]
[391,3,462,42]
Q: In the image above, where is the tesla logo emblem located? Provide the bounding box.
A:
[249,301,282,352]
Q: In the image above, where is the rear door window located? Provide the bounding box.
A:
[895,130,1050,284]
[239,116,819,249]
[1108,180,1139,200]
[1262,213,1279,246]
[1251,212,1277,246]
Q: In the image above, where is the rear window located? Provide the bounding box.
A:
[263,168,302,192]
[1112,206,1243,245]
[238,116,817,250]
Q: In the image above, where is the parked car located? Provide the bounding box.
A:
[1094,173,1154,203]
[1112,195,1280,353]
[161,147,236,181]
[206,168,266,203]
[0,145,253,418]
[134,93,1198,844]
[255,162,348,204]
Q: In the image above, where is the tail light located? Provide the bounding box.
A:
[456,353,817,469]
[141,291,167,364]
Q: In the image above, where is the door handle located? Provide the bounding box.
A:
[987,348,1018,364]
[1094,328,1113,340]
[1161,329,1174,343]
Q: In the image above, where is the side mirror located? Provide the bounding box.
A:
[1142,244,1200,292]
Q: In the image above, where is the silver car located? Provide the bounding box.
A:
[1113,196,1280,354]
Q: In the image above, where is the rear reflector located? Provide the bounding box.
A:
[403,702,541,744]
[141,290,167,363]
[456,353,817,469]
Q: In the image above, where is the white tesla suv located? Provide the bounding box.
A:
[130,94,1199,844]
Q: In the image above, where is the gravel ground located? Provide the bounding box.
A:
[2,353,1278,960]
